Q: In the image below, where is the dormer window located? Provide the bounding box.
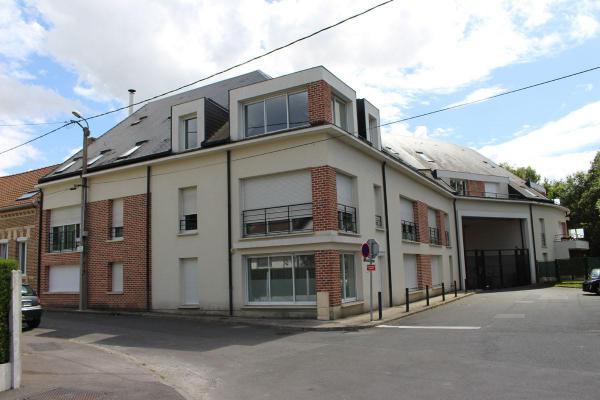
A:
[332,95,347,130]
[183,117,198,150]
[244,91,308,138]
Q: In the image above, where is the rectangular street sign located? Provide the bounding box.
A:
[367,264,376,272]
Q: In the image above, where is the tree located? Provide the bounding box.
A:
[500,163,541,183]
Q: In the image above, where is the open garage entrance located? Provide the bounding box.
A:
[462,217,532,289]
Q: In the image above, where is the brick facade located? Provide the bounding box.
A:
[0,207,40,288]
[311,166,338,231]
[40,193,149,310]
[416,254,432,289]
[467,180,485,197]
[413,201,429,243]
[315,249,341,307]
[307,80,333,126]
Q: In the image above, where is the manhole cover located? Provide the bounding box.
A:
[24,388,111,400]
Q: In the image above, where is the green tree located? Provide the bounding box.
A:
[500,163,542,183]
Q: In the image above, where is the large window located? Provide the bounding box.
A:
[340,253,356,301]
[0,242,7,259]
[244,91,308,137]
[404,254,418,290]
[179,187,197,232]
[111,198,124,239]
[247,254,315,304]
[337,173,357,233]
[49,206,81,253]
[183,117,198,150]
[332,96,347,130]
[450,179,467,195]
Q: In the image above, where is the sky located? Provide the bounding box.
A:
[0,0,599,180]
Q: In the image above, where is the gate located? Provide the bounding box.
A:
[465,249,530,289]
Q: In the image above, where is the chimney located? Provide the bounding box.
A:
[128,89,136,116]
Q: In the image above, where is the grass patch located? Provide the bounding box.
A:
[554,280,583,288]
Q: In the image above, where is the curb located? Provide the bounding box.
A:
[45,292,476,333]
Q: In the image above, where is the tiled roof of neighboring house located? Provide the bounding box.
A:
[40,70,270,183]
[385,136,549,201]
[0,165,58,210]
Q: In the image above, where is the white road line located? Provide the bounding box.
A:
[377,325,481,330]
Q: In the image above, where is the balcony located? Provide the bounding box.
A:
[242,203,313,237]
[445,230,450,246]
[401,220,418,241]
[554,234,589,259]
[338,204,357,233]
[429,227,442,245]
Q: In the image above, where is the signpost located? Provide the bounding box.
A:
[363,239,379,321]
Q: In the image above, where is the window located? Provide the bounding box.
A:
[118,141,146,159]
[400,197,417,241]
[183,117,198,150]
[111,262,123,293]
[244,91,308,137]
[332,96,347,130]
[404,254,418,290]
[49,206,81,253]
[111,199,124,238]
[0,242,7,259]
[444,213,451,246]
[374,185,384,229]
[450,179,467,195]
[340,253,356,301]
[428,208,441,245]
[337,173,357,233]
[247,254,315,303]
[484,182,499,198]
[540,218,547,247]
[416,151,434,163]
[48,265,80,293]
[431,256,442,287]
[368,115,377,142]
[17,191,38,201]
[87,154,103,166]
[18,241,27,275]
[56,160,76,173]
[179,187,197,231]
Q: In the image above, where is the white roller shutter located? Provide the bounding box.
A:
[400,198,414,222]
[49,265,80,292]
[428,208,437,229]
[484,182,499,197]
[404,254,417,289]
[181,258,199,305]
[51,206,81,227]
[242,170,311,210]
[336,173,354,206]
[112,199,124,227]
[431,256,442,285]
[112,263,123,292]
[181,187,197,216]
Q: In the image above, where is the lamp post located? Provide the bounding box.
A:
[71,111,90,311]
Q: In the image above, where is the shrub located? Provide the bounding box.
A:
[0,259,18,364]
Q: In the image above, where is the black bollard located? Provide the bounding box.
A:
[378,291,382,320]
[405,288,409,312]
[454,280,457,297]
[426,285,430,306]
[442,282,445,301]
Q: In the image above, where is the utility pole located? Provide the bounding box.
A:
[71,111,90,311]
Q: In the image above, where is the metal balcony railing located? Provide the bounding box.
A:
[180,214,198,231]
[401,220,418,241]
[110,226,123,239]
[242,203,313,237]
[375,215,383,229]
[429,227,442,245]
[48,224,80,253]
[445,230,450,246]
[338,204,357,233]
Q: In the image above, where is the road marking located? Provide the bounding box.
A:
[494,314,525,319]
[515,300,534,304]
[377,325,481,330]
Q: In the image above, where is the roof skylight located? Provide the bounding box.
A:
[118,141,146,159]
[416,151,435,163]
[87,154,103,166]
[56,160,76,173]
[16,191,39,201]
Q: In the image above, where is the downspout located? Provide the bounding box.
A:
[146,166,152,310]
[381,162,393,306]
[528,203,538,282]
[36,192,44,296]
[453,199,463,289]
[227,150,233,316]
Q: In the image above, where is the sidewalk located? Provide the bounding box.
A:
[50,291,475,332]
[3,328,185,400]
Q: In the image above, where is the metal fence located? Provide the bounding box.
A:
[537,257,600,281]
[465,249,530,289]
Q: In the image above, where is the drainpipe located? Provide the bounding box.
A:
[529,204,538,282]
[227,150,233,316]
[146,166,152,310]
[36,191,44,296]
[381,162,393,306]
[453,199,463,289]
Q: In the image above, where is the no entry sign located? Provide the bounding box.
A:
[367,264,376,272]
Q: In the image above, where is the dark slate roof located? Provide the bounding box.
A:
[41,71,270,182]
[384,136,549,201]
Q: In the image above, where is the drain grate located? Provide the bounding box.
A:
[24,388,111,400]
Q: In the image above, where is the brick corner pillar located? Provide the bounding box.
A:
[467,180,485,197]
[315,249,341,320]
[416,254,432,289]
[311,166,338,232]
[307,80,333,126]
[414,201,429,243]
[436,210,447,246]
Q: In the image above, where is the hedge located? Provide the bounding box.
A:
[0,259,18,364]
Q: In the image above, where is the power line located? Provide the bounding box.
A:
[0,120,69,127]
[0,122,74,156]
[379,65,600,127]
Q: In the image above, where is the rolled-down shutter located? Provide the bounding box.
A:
[400,198,414,222]
[428,208,437,228]
[181,187,197,216]
[50,206,81,227]
[242,170,311,210]
[403,254,417,289]
[336,173,354,206]
[49,265,80,292]
[112,199,124,227]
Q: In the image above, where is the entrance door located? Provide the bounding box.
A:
[181,258,199,305]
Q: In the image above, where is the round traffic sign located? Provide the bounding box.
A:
[361,243,370,258]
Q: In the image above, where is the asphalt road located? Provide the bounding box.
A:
[22,286,600,400]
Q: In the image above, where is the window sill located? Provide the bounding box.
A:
[341,299,363,308]
[43,291,79,295]
[243,303,316,308]
[106,237,124,243]
[429,244,443,248]
[178,304,200,309]
[106,291,123,295]
[402,239,421,245]
[375,227,385,232]
[338,231,360,237]
[240,231,314,241]
[46,250,81,255]
[178,230,198,237]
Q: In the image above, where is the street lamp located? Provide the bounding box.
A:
[71,111,90,311]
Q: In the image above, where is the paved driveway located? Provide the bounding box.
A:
[22,286,600,400]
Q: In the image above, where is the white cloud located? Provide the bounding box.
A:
[478,101,600,180]
[448,86,506,107]
[0,126,41,176]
